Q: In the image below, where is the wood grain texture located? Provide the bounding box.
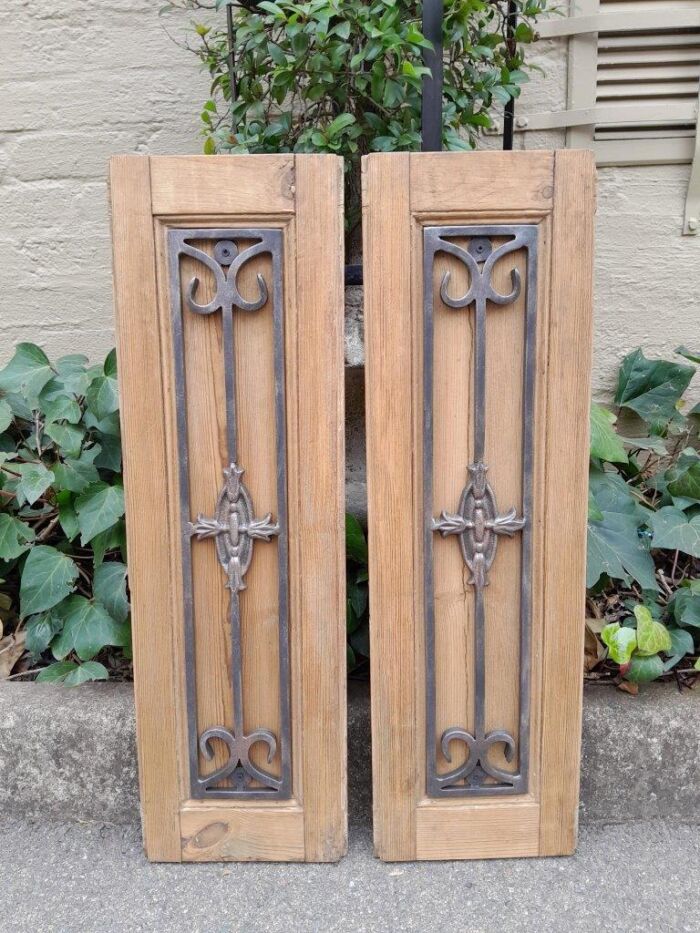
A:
[181,806,304,861]
[538,150,595,856]
[149,156,295,216]
[409,151,555,213]
[363,153,418,861]
[109,156,181,862]
[294,155,347,861]
[365,150,593,862]
[111,154,346,863]
[416,802,540,860]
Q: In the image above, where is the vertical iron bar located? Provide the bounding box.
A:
[421,0,444,152]
[472,297,487,742]
[221,308,244,740]
[502,1,517,151]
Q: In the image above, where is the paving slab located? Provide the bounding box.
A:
[0,818,697,933]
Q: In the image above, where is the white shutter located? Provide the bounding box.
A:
[520,1,700,232]
[523,1,700,165]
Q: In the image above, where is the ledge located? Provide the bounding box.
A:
[0,681,697,826]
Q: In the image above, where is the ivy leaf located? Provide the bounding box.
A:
[44,422,85,458]
[648,506,700,558]
[75,483,126,545]
[588,489,603,522]
[614,348,694,427]
[601,622,637,665]
[19,545,79,617]
[86,374,119,422]
[0,343,55,399]
[0,514,35,560]
[36,660,79,683]
[664,628,695,670]
[40,394,82,425]
[52,595,122,661]
[92,434,122,472]
[675,345,700,364]
[590,403,627,463]
[56,490,80,541]
[91,521,125,566]
[634,605,672,656]
[25,610,63,657]
[624,654,665,684]
[350,620,370,658]
[0,399,12,433]
[666,450,700,501]
[671,588,700,628]
[15,462,55,506]
[587,469,657,590]
[93,561,129,623]
[346,512,368,563]
[53,455,100,494]
[64,660,109,685]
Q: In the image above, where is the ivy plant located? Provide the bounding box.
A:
[0,345,130,684]
[162,0,548,229]
[587,347,700,687]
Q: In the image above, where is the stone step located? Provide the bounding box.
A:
[0,681,697,827]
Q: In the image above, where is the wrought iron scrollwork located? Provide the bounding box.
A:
[169,228,291,799]
[424,225,538,797]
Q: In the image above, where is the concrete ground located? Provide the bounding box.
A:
[1,818,697,933]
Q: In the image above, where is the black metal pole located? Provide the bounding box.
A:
[226,2,238,137]
[502,1,517,151]
[421,0,444,152]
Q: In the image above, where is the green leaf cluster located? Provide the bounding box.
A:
[163,0,548,229]
[345,512,369,672]
[588,347,700,684]
[0,345,130,684]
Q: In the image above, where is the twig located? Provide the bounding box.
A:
[657,569,674,597]
[670,548,680,585]
[36,514,60,543]
[4,668,42,681]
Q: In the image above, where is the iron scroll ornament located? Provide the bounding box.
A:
[169,228,291,799]
[424,225,538,797]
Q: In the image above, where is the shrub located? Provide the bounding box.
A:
[163,0,548,228]
[587,347,700,687]
[0,345,130,684]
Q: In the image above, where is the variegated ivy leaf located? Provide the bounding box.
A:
[634,605,672,657]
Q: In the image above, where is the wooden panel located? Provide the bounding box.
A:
[363,153,417,861]
[539,150,596,855]
[150,156,295,216]
[365,150,594,861]
[416,802,540,860]
[294,156,347,861]
[409,151,555,213]
[110,154,346,862]
[110,156,181,862]
[181,806,304,861]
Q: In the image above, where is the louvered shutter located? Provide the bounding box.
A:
[521,2,700,231]
[563,0,700,164]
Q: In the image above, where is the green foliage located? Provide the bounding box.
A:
[588,348,700,686]
[345,512,369,672]
[0,346,129,684]
[163,0,548,228]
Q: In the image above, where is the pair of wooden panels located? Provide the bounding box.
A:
[110,150,594,863]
